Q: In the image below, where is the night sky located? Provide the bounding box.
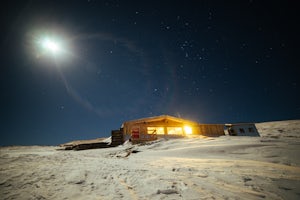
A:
[1,0,299,146]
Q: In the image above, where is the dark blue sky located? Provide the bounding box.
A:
[1,0,299,145]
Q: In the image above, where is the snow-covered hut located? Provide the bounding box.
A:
[225,123,260,136]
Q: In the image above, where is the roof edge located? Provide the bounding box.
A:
[122,115,199,125]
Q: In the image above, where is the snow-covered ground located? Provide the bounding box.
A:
[1,120,300,199]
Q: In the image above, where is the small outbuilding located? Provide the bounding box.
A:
[121,115,225,143]
[225,123,260,136]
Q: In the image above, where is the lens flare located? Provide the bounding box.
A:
[184,126,192,135]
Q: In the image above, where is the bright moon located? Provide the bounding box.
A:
[41,38,61,54]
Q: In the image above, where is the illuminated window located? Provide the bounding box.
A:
[147,127,164,135]
[184,126,193,135]
[167,127,183,135]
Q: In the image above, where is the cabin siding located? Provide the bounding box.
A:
[197,124,225,136]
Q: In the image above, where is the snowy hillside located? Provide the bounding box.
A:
[1,120,300,199]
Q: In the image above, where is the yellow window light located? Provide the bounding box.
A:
[184,126,192,135]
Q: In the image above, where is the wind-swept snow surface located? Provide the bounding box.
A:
[1,120,300,199]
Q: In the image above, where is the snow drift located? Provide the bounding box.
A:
[1,120,300,199]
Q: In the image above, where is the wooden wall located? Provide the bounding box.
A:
[197,124,225,136]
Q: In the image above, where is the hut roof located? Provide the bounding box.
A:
[121,115,200,127]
